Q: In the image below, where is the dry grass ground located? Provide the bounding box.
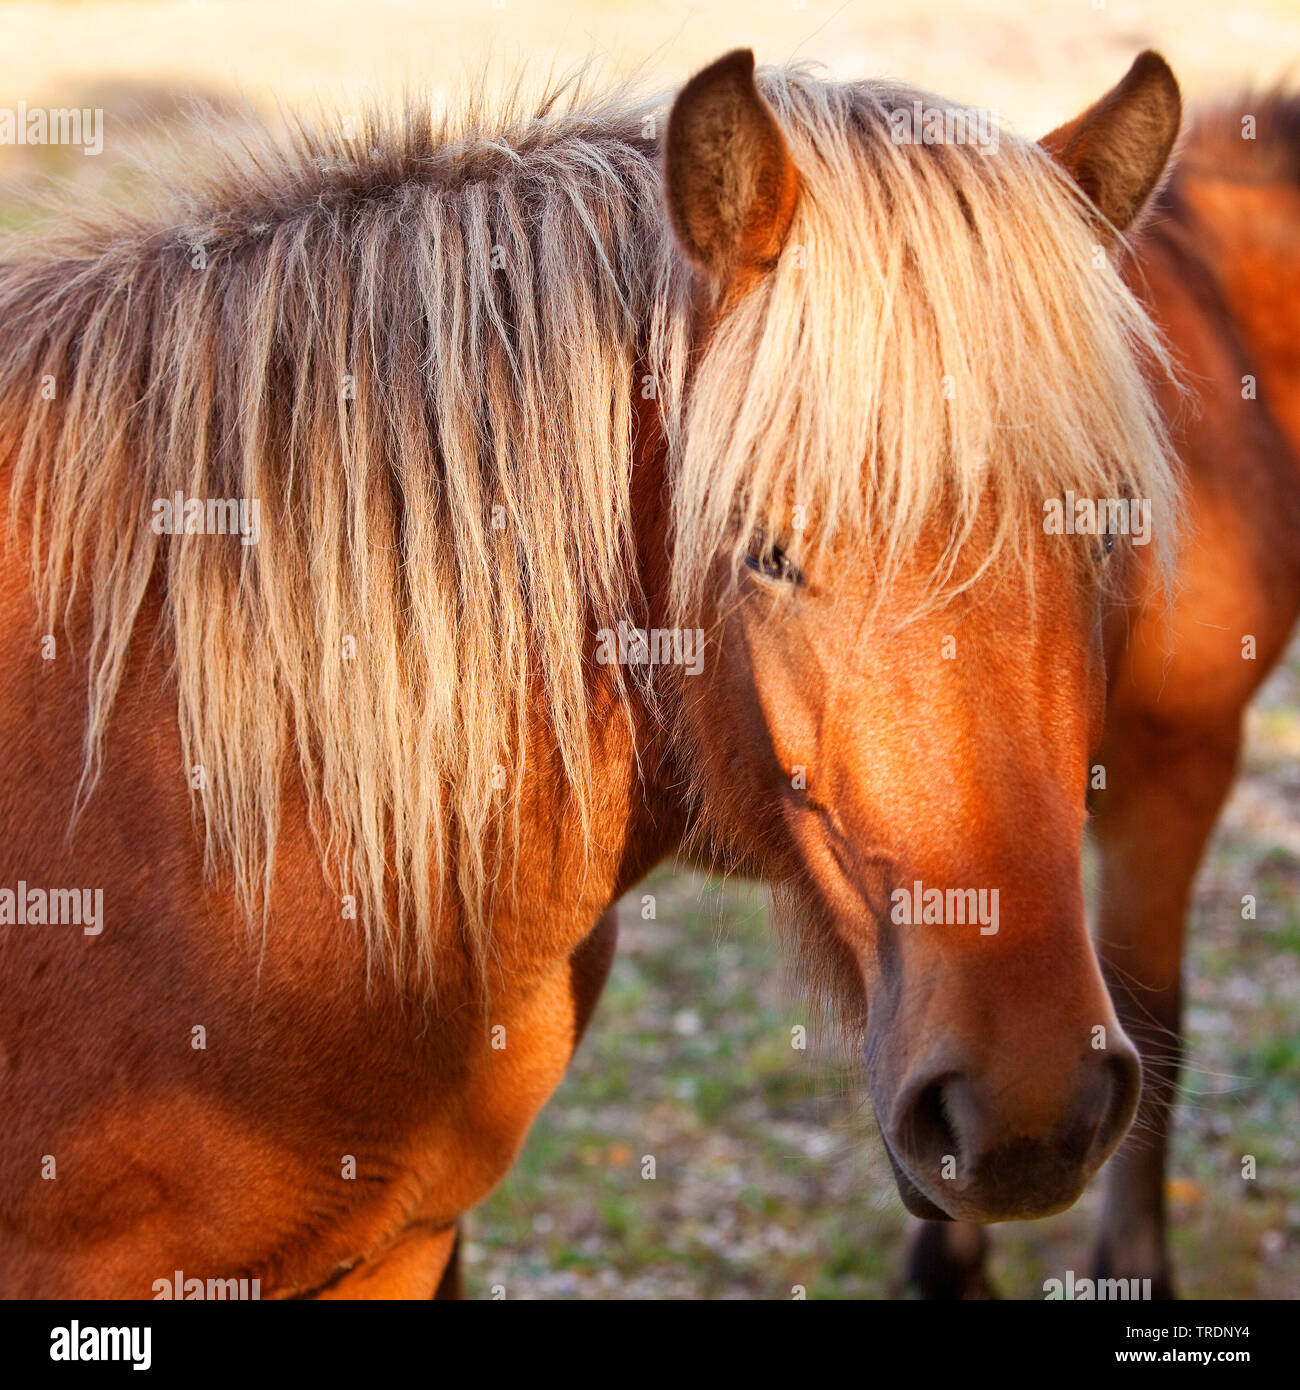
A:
[0,0,1295,1299]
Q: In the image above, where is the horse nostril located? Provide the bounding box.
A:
[1093,1047,1143,1160]
[898,1074,964,1181]
[889,1046,1142,1221]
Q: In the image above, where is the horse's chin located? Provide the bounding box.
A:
[882,1141,954,1222]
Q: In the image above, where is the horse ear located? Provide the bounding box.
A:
[1040,51,1181,234]
[665,49,799,295]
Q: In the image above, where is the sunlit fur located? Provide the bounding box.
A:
[0,63,1179,983]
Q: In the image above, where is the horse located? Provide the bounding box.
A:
[0,47,1186,1296]
[908,86,1300,1300]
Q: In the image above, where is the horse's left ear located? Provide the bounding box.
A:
[1040,51,1181,234]
[665,49,800,297]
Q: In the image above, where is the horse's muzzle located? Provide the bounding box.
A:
[882,1045,1142,1223]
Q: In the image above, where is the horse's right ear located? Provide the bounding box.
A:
[665,49,799,297]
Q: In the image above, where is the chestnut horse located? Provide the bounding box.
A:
[909,87,1300,1300]
[1,50,1186,1296]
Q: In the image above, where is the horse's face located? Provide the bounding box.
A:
[694,517,1136,1223]
[664,50,1180,1222]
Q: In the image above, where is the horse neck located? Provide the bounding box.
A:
[604,370,693,834]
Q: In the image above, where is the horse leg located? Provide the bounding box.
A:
[428,906,620,1301]
[904,1221,995,1299]
[1089,715,1242,1299]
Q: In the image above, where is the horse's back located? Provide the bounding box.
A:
[1112,131,1300,730]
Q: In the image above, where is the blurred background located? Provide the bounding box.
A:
[3,0,1296,1297]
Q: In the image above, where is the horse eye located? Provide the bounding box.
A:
[1096,534,1116,562]
[745,544,804,586]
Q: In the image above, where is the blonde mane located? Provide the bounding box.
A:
[0,63,1179,982]
[672,70,1179,617]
